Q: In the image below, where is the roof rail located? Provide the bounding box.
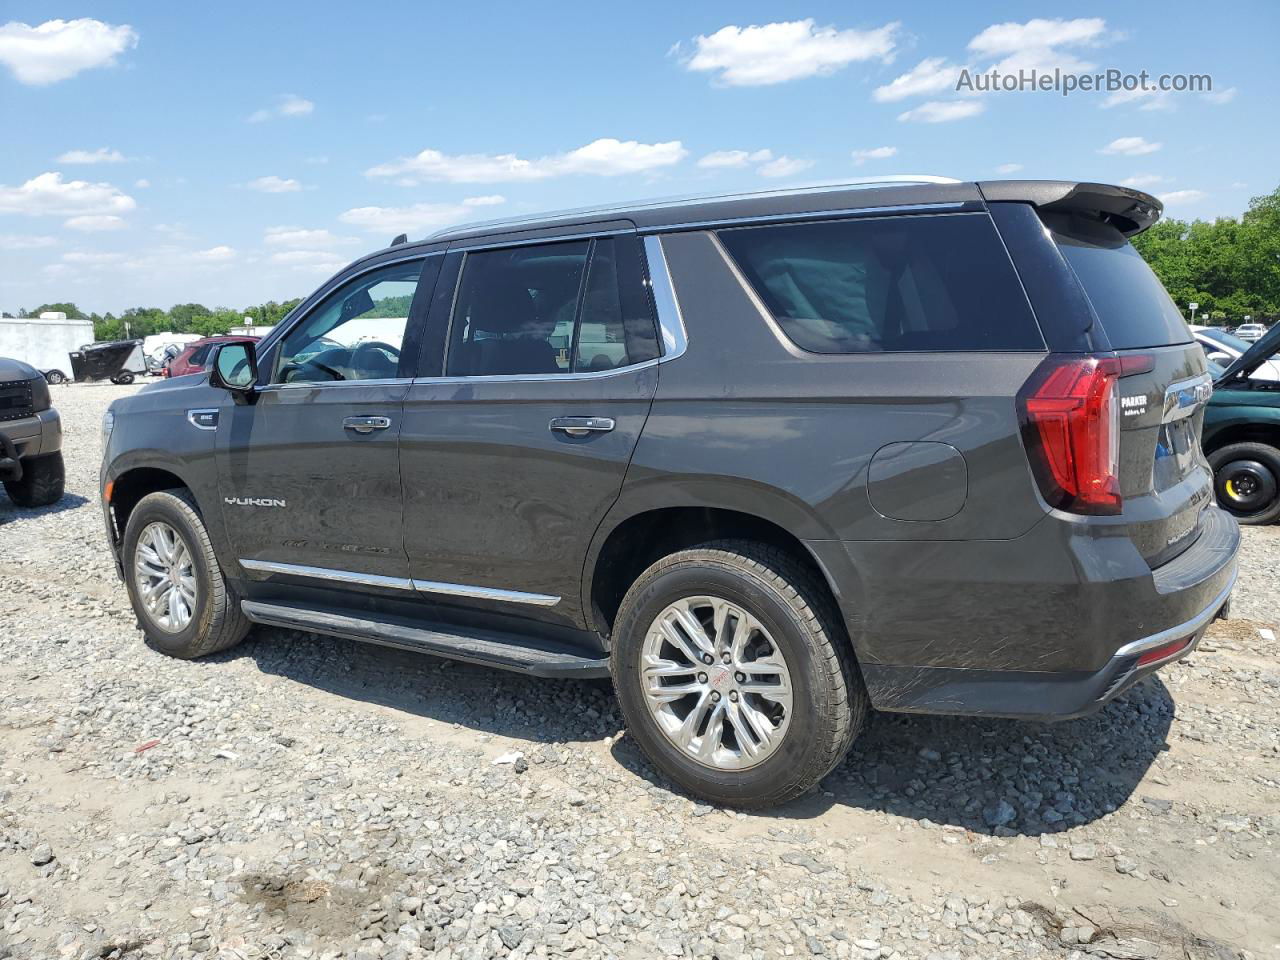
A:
[423,175,961,240]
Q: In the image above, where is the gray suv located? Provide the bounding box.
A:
[1,357,64,507]
[101,179,1239,807]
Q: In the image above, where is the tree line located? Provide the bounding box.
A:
[1132,183,1280,324]
[4,300,303,343]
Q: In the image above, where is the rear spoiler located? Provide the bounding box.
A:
[977,180,1162,237]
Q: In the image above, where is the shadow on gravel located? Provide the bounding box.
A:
[236,627,620,746]
[0,491,90,525]
[235,625,1174,836]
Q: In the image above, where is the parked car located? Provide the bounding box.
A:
[1191,325,1280,381]
[0,356,64,506]
[162,335,260,378]
[1234,322,1269,342]
[101,179,1238,808]
[1203,323,1280,524]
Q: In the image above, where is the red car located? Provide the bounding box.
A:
[162,336,260,378]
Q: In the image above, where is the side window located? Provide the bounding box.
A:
[445,236,660,377]
[188,345,211,367]
[276,260,424,383]
[717,214,1044,354]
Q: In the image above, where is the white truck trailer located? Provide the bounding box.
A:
[0,313,95,384]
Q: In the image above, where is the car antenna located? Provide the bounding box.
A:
[390,233,408,246]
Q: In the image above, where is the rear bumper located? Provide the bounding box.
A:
[859,566,1235,720]
[808,503,1240,719]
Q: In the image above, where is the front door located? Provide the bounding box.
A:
[398,233,661,623]
[216,256,436,585]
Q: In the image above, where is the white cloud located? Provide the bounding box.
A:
[63,250,124,264]
[304,155,330,165]
[1120,173,1170,188]
[898,100,986,123]
[873,58,962,103]
[190,245,236,262]
[757,156,813,178]
[0,172,136,218]
[677,19,899,87]
[967,17,1107,56]
[134,178,150,188]
[995,163,1023,174]
[1099,136,1162,156]
[1101,87,1175,111]
[0,18,137,86]
[1161,189,1206,205]
[56,147,127,164]
[463,195,506,206]
[852,146,897,165]
[1203,87,1237,105]
[248,94,314,123]
[246,175,303,193]
[269,249,342,265]
[338,197,507,235]
[697,149,774,169]
[367,138,687,184]
[262,226,361,249]
[0,234,56,250]
[65,214,126,231]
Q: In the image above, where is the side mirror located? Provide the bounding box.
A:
[209,341,259,400]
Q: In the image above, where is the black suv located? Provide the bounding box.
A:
[1,357,64,508]
[101,179,1239,807]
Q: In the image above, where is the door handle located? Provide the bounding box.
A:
[549,416,615,437]
[343,415,392,434]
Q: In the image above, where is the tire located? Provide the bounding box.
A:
[1208,442,1280,525]
[2,451,65,507]
[44,369,67,385]
[112,373,135,385]
[611,540,866,808]
[122,489,250,658]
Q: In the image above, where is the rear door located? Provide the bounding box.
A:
[1046,212,1213,566]
[398,230,660,623]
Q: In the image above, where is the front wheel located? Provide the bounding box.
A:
[111,372,135,385]
[43,369,67,385]
[612,541,866,808]
[122,490,250,658]
[1209,442,1280,525]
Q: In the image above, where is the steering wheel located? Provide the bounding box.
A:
[351,340,401,376]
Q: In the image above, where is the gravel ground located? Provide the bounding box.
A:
[1,382,1277,960]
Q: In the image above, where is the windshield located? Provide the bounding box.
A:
[1199,328,1251,353]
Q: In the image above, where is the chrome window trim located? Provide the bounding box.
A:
[643,235,689,360]
[238,559,560,606]
[639,201,972,236]
[186,408,219,431]
[410,359,660,386]
[257,377,411,394]
[448,228,631,253]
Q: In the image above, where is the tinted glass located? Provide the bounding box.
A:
[717,214,1043,354]
[1047,214,1192,349]
[445,237,659,376]
[276,260,423,383]
[188,344,211,367]
[1198,328,1249,354]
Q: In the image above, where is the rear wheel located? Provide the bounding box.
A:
[122,490,250,658]
[612,540,866,808]
[1209,442,1280,525]
[111,372,135,385]
[2,451,64,507]
[43,369,67,385]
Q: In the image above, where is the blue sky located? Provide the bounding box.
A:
[1,2,1276,315]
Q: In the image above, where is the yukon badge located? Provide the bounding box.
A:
[224,496,287,508]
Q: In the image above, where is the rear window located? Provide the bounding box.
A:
[716,213,1044,354]
[1046,214,1191,349]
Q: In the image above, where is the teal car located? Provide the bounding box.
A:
[1203,323,1280,524]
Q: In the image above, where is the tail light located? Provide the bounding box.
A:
[1018,354,1122,515]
